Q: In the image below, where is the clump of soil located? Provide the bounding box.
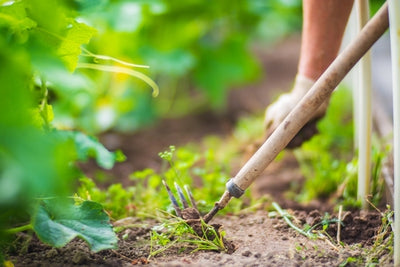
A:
[292,209,388,245]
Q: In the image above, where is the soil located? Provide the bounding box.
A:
[6,36,394,266]
[7,208,392,267]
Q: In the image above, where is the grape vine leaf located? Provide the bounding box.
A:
[32,199,118,252]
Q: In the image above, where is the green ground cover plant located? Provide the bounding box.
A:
[293,87,387,209]
[78,144,252,220]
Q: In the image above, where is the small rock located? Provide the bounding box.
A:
[72,251,88,265]
[241,250,252,257]
[45,248,58,258]
[181,208,200,220]
[254,252,261,258]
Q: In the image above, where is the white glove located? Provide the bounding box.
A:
[264,74,329,147]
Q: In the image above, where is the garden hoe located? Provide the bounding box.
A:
[164,2,389,224]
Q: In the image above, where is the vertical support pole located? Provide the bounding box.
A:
[348,4,360,150]
[388,1,400,265]
[356,0,372,209]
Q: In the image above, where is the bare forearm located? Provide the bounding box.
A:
[299,0,354,80]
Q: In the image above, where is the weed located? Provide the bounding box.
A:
[76,143,252,220]
[363,205,394,265]
[272,202,340,243]
[293,88,354,203]
[339,256,361,267]
[77,177,137,220]
[148,211,228,259]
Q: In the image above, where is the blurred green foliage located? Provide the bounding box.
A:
[66,0,302,133]
[294,87,355,202]
[0,0,122,256]
[0,0,303,136]
[0,0,302,260]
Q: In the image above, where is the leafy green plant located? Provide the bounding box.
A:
[0,0,158,262]
[77,144,244,220]
[293,87,387,207]
[77,177,137,220]
[6,198,118,252]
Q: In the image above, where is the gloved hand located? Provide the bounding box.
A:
[264,74,329,148]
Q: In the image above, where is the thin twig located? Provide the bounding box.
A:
[322,235,340,251]
[337,205,342,244]
[111,249,135,263]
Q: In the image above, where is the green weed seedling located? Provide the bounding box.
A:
[272,202,342,249]
[293,87,387,209]
[148,211,228,259]
[294,87,354,203]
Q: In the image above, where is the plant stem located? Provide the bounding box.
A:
[76,63,159,97]
[272,202,315,238]
[6,224,33,235]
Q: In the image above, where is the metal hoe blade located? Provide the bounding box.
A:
[162,180,182,218]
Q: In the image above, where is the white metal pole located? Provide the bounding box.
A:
[356,0,372,209]
[388,0,400,265]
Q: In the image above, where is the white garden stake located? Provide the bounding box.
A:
[388,1,400,265]
[356,0,372,209]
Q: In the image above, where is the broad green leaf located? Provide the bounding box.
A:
[139,47,195,76]
[57,20,96,71]
[32,199,118,252]
[58,130,123,169]
[0,1,36,34]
